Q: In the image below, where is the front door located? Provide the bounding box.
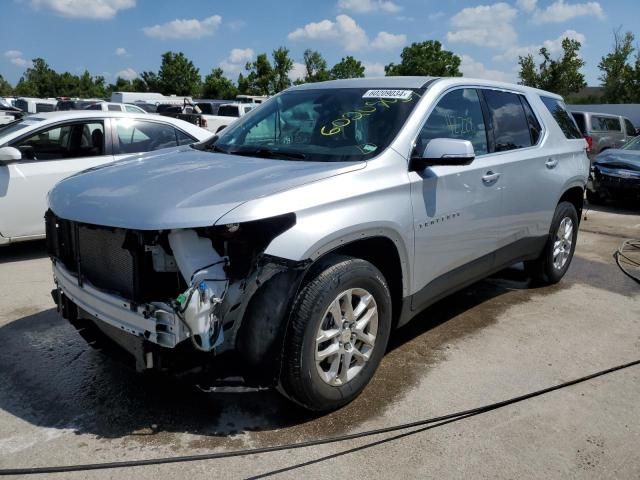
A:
[409,88,504,308]
[0,120,113,239]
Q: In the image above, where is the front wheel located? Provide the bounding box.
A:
[279,255,392,412]
[525,201,578,285]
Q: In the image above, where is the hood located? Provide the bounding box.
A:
[49,146,364,230]
[594,149,640,171]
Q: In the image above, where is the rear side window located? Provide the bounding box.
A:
[483,90,532,151]
[571,113,586,134]
[540,97,583,139]
[592,116,621,132]
[176,129,196,146]
[108,104,121,112]
[115,119,180,153]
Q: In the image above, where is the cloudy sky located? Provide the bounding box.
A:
[1,0,636,85]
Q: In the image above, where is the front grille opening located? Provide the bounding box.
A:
[47,211,185,303]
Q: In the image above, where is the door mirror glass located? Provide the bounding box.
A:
[410,138,475,171]
[0,146,22,163]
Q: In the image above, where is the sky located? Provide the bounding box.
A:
[1,0,638,87]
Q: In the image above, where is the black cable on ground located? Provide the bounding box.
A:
[614,239,640,284]
[1,358,638,477]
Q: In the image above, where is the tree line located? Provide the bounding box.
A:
[0,31,638,104]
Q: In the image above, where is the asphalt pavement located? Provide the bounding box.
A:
[0,203,638,479]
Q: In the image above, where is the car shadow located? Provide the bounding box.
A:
[586,200,640,215]
[0,240,47,264]
[0,266,537,447]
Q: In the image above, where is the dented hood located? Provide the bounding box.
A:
[48,146,363,229]
[594,149,640,171]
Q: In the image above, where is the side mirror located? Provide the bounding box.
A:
[410,138,475,171]
[0,146,22,164]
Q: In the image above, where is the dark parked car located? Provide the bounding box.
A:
[587,135,640,204]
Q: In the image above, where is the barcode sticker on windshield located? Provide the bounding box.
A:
[362,89,413,100]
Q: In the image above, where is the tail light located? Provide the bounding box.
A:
[584,136,593,153]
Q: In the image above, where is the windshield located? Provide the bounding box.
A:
[622,136,640,151]
[214,87,423,161]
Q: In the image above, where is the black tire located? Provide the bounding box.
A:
[586,188,603,205]
[525,201,578,286]
[279,255,392,412]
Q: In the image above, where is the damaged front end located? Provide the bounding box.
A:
[46,210,308,386]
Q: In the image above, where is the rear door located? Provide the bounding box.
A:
[499,94,584,248]
[480,89,551,251]
[1,120,113,238]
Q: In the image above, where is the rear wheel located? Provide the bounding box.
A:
[279,255,392,412]
[525,201,578,286]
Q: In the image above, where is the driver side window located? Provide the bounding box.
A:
[417,89,488,156]
[12,122,104,161]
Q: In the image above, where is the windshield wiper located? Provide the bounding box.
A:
[229,148,306,160]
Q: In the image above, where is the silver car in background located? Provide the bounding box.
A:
[570,110,637,157]
[46,77,589,411]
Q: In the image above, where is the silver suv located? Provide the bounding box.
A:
[570,110,637,157]
[46,77,589,411]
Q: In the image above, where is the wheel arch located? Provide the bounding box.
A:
[558,185,585,223]
[304,235,406,328]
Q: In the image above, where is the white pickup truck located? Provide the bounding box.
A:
[199,102,256,133]
[160,102,256,134]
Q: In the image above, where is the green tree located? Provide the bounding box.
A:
[202,68,238,99]
[158,51,201,96]
[237,73,250,95]
[303,49,330,83]
[518,38,586,97]
[15,58,58,97]
[271,47,293,92]
[140,71,161,92]
[0,74,12,96]
[244,53,275,95]
[385,41,462,77]
[131,77,149,92]
[330,56,365,79]
[598,30,635,103]
[56,71,80,96]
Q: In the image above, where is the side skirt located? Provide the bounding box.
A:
[397,236,547,327]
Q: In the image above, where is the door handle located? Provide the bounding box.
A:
[482,171,501,184]
[545,158,559,169]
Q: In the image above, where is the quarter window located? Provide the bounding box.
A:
[540,97,583,139]
[417,88,488,156]
[108,104,121,112]
[623,118,636,136]
[483,90,532,151]
[11,122,104,161]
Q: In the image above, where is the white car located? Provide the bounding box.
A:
[85,102,148,114]
[0,111,212,245]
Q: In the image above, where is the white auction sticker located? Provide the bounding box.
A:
[362,89,413,100]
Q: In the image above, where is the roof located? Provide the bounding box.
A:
[288,76,564,100]
[2,111,212,142]
[291,76,437,90]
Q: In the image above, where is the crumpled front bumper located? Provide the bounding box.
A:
[52,260,186,349]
